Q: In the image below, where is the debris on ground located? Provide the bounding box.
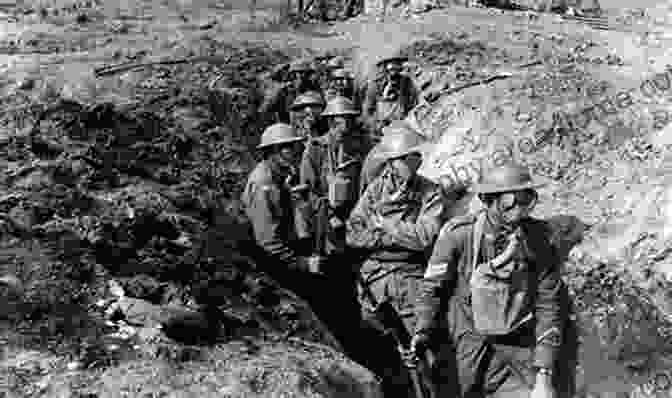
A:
[4,0,672,396]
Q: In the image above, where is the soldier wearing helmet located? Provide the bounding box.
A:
[323,68,358,106]
[295,96,370,357]
[345,128,451,398]
[242,123,321,279]
[260,59,321,125]
[410,162,565,398]
[362,55,419,139]
[300,96,370,258]
[289,91,327,140]
[359,120,419,194]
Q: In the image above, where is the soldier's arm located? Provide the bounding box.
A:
[414,225,465,335]
[299,145,320,196]
[362,81,378,120]
[378,188,447,251]
[533,243,564,370]
[247,183,299,269]
[346,182,384,249]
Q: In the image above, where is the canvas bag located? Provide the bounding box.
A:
[469,212,534,336]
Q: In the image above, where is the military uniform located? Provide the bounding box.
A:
[323,69,360,109]
[242,160,305,270]
[298,97,370,359]
[346,162,448,397]
[300,132,367,252]
[242,124,329,308]
[362,73,419,137]
[289,91,327,140]
[414,212,565,398]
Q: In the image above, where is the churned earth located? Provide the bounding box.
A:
[2,0,672,396]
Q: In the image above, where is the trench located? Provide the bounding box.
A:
[4,8,672,395]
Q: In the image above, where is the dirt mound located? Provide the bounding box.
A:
[390,31,672,396]
[33,339,382,398]
[0,41,381,396]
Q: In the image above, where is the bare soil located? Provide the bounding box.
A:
[2,0,672,396]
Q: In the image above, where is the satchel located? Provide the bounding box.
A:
[469,212,533,336]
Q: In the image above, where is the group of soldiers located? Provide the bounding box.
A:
[243,54,571,398]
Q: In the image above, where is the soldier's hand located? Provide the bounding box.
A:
[492,231,521,267]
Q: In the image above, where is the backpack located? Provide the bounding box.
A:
[468,211,534,336]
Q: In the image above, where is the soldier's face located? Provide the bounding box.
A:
[301,105,322,125]
[494,190,537,226]
[330,77,348,91]
[274,142,303,167]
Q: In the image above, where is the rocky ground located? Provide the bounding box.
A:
[2,0,672,396]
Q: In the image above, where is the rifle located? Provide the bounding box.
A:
[425,60,544,104]
[359,275,436,398]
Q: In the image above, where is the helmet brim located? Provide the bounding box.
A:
[376,56,409,67]
[469,180,547,194]
[290,102,324,111]
[321,110,360,117]
[256,136,306,149]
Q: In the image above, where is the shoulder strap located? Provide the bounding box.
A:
[471,211,487,273]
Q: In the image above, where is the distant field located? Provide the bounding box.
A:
[598,0,663,10]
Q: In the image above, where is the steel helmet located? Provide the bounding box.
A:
[290,91,325,111]
[376,55,409,68]
[326,56,346,70]
[288,59,314,74]
[372,128,425,161]
[321,96,360,117]
[470,163,547,194]
[257,123,305,149]
[330,69,352,80]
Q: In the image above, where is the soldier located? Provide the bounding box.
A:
[362,55,419,139]
[241,123,321,285]
[359,120,420,194]
[260,60,321,125]
[410,163,565,398]
[345,129,451,398]
[289,91,326,140]
[324,69,358,105]
[301,96,368,259]
[298,95,368,357]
